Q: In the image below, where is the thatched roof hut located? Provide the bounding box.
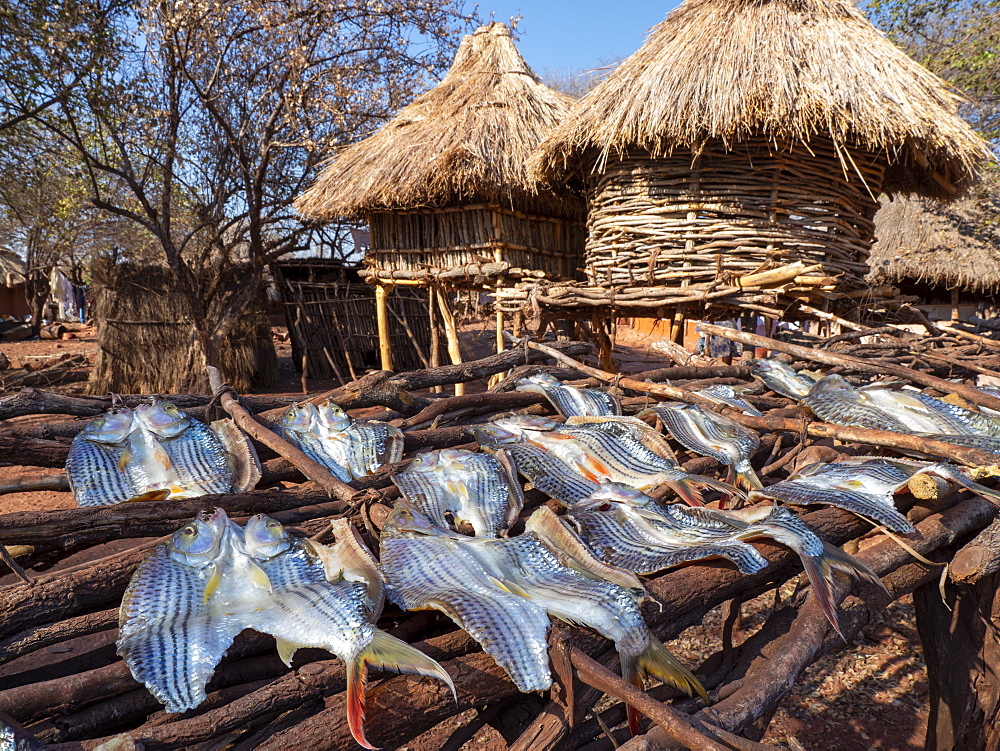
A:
[533,0,990,291]
[0,250,26,287]
[0,251,28,319]
[295,22,585,282]
[868,185,1000,294]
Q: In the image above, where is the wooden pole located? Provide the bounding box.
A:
[375,283,393,372]
[428,286,442,394]
[435,285,465,396]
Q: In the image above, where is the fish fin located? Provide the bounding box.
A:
[486,575,531,599]
[203,564,223,604]
[737,462,764,492]
[799,543,887,640]
[117,446,132,472]
[364,629,456,702]
[248,561,273,594]
[635,634,709,704]
[620,652,643,737]
[275,637,305,668]
[124,489,171,502]
[348,630,457,748]
[347,651,377,750]
[663,479,705,507]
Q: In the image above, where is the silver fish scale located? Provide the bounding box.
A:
[569,509,767,575]
[254,579,374,661]
[751,361,816,399]
[503,442,600,505]
[652,505,746,534]
[696,386,764,417]
[281,428,352,482]
[66,435,132,506]
[342,423,402,478]
[924,433,1000,453]
[257,543,327,589]
[748,507,826,557]
[380,532,552,692]
[650,406,756,466]
[561,426,680,476]
[159,420,234,495]
[118,546,243,713]
[540,384,621,418]
[769,482,916,533]
[467,533,648,656]
[393,452,517,537]
[802,388,910,433]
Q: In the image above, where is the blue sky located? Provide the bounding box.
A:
[478,1,682,78]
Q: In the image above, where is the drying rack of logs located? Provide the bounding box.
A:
[4,326,1000,750]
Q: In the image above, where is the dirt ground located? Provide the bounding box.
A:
[0,322,932,749]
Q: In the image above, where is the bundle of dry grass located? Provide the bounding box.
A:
[88,262,277,394]
[869,185,1000,293]
[296,22,576,218]
[534,0,987,195]
[527,0,990,295]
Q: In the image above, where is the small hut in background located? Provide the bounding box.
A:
[525,0,988,349]
[272,258,435,384]
[295,22,585,391]
[869,185,1000,321]
[0,251,28,319]
[89,261,278,394]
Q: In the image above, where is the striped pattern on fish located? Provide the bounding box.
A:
[801,376,910,432]
[211,418,262,492]
[66,435,133,507]
[380,524,552,692]
[280,425,353,482]
[392,449,523,536]
[750,359,816,399]
[695,385,764,416]
[500,442,601,506]
[758,481,916,533]
[642,403,762,491]
[516,373,621,418]
[157,420,235,496]
[117,546,243,713]
[568,507,768,575]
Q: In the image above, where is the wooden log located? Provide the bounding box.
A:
[697,323,1000,413]
[39,324,67,340]
[0,430,74,468]
[2,324,32,342]
[0,473,69,496]
[391,391,547,431]
[435,286,465,397]
[0,608,119,664]
[950,517,1000,584]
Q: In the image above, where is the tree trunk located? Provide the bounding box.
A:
[914,574,1000,750]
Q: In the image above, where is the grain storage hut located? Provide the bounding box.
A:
[295,22,585,381]
[869,185,1000,321]
[530,0,989,335]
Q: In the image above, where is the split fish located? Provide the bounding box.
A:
[472,415,737,505]
[66,408,136,506]
[392,448,524,537]
[640,403,763,492]
[279,402,351,482]
[451,530,708,732]
[135,401,235,497]
[117,508,248,713]
[857,383,1000,436]
[380,504,553,693]
[244,514,454,751]
[749,359,816,399]
[800,375,911,433]
[315,400,404,480]
[515,372,621,418]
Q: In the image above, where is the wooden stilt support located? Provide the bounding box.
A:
[489,305,506,389]
[435,286,465,396]
[375,283,393,372]
[428,287,442,394]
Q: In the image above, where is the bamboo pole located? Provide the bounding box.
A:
[435,285,465,396]
[375,283,393,372]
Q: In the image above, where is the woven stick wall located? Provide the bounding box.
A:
[367,204,586,282]
[277,278,435,383]
[89,263,277,394]
[584,138,885,288]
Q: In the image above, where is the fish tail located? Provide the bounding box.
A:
[364,629,457,701]
[663,479,704,506]
[800,543,887,640]
[619,652,643,736]
[736,461,764,492]
[347,652,376,750]
[634,635,709,704]
[943,470,1000,508]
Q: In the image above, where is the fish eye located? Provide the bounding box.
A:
[266,520,281,529]
[182,525,197,536]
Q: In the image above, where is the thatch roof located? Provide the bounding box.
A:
[0,250,26,286]
[296,23,576,220]
[533,0,990,198]
[868,180,1000,291]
